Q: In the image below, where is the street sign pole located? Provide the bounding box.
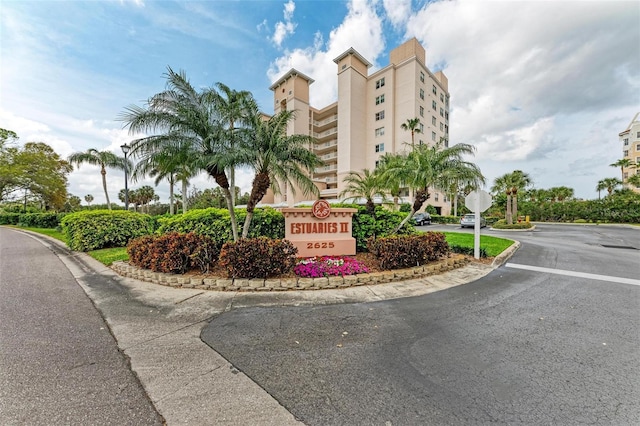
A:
[474,194,481,259]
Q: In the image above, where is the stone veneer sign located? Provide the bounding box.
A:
[281,200,357,257]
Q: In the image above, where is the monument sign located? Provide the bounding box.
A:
[281,200,357,257]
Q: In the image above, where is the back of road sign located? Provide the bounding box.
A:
[465,190,492,212]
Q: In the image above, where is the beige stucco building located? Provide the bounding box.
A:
[266,38,452,215]
[619,112,640,193]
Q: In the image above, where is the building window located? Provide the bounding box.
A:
[342,64,347,70]
[624,172,628,179]
[445,124,449,135]
[375,110,385,121]
[440,93,444,102]
[375,127,385,137]
[432,100,437,110]
[419,106,424,117]
[440,107,444,117]
[375,160,380,168]
[445,111,449,120]
[637,157,640,165]
[376,94,385,105]
[636,144,640,151]
[419,140,424,145]
[624,138,629,145]
[419,88,425,100]
[432,116,436,125]
[435,193,439,202]
[624,150,629,157]
[420,71,425,83]
[375,143,385,153]
[419,123,424,133]
[376,77,385,89]
[432,85,437,95]
[432,131,436,141]
[637,132,640,138]
[440,122,444,131]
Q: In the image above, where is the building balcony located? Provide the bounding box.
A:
[314,164,337,175]
[319,152,338,162]
[320,188,338,197]
[313,128,338,140]
[314,139,338,153]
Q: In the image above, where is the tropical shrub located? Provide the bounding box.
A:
[219,237,297,278]
[0,213,20,225]
[349,205,414,252]
[294,256,369,278]
[17,212,65,228]
[367,232,450,270]
[61,210,154,251]
[127,232,220,274]
[492,219,534,229]
[430,214,460,224]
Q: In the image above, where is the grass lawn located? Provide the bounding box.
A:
[442,232,514,258]
[87,247,129,266]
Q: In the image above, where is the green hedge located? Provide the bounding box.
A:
[61,210,154,251]
[516,198,640,223]
[0,212,66,227]
[350,205,414,252]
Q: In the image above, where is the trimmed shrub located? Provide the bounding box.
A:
[431,214,460,224]
[127,232,220,274]
[367,232,450,270]
[219,237,297,278]
[349,205,414,252]
[0,213,20,225]
[492,219,534,230]
[18,212,64,228]
[61,210,154,251]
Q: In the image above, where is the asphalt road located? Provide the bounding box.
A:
[0,227,163,425]
[203,224,640,425]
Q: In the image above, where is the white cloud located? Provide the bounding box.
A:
[382,0,411,28]
[272,0,297,47]
[268,0,385,108]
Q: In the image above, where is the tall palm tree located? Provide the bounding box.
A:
[376,153,406,211]
[236,108,323,238]
[400,118,422,149]
[68,148,129,210]
[380,141,482,232]
[441,165,486,217]
[131,141,198,215]
[609,158,635,183]
[339,169,388,214]
[84,194,94,206]
[597,177,622,196]
[120,67,242,241]
[212,83,255,206]
[491,170,532,224]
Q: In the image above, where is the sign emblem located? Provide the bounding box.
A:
[312,200,331,219]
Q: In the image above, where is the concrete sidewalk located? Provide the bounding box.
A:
[24,229,518,425]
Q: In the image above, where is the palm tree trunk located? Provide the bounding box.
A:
[101,166,111,210]
[512,190,518,222]
[207,165,238,241]
[169,174,175,215]
[242,173,270,238]
[506,192,512,225]
[181,179,188,213]
[393,187,429,233]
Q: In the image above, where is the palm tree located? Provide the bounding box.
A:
[491,170,532,224]
[212,83,255,206]
[400,118,422,149]
[376,153,406,211]
[597,177,622,196]
[131,141,199,215]
[84,194,94,206]
[68,148,129,210]
[339,169,388,214]
[236,108,323,238]
[610,158,635,183]
[120,67,242,241]
[548,186,574,202]
[441,166,486,217]
[380,141,482,232]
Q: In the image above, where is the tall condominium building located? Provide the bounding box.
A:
[267,38,452,214]
[618,112,640,193]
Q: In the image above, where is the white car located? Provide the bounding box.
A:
[460,214,486,228]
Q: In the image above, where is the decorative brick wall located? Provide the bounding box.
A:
[111,255,470,292]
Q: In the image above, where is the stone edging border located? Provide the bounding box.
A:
[111,254,471,292]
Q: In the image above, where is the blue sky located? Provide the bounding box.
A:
[1,0,639,205]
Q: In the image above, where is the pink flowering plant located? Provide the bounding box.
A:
[294,256,369,278]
